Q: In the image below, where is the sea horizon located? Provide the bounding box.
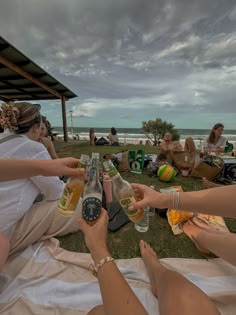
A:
[53,126,236,145]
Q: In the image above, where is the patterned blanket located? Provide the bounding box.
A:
[0,238,236,314]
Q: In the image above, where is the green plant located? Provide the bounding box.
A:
[142,118,180,145]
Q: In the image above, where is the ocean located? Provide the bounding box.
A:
[53,127,236,146]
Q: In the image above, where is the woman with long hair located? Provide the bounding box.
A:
[0,102,81,256]
[206,123,226,153]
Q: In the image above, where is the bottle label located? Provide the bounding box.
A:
[119,197,144,222]
[107,166,120,180]
[58,180,84,215]
[58,186,73,211]
[77,161,86,168]
[83,193,102,223]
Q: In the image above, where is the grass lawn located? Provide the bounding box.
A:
[55,140,236,259]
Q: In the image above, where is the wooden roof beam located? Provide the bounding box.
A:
[0,55,67,100]
[0,43,9,52]
[0,60,31,70]
[1,81,38,89]
[0,81,37,98]
[0,74,46,81]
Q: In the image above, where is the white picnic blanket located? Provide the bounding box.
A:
[0,238,236,315]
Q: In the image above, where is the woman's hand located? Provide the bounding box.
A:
[78,209,109,263]
[41,158,85,178]
[129,183,168,210]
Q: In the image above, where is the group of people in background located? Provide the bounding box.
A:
[89,127,119,146]
[157,123,230,170]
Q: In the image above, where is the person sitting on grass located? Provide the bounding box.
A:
[0,157,84,271]
[204,123,226,154]
[108,127,119,146]
[89,128,97,145]
[38,116,58,159]
[0,102,82,256]
[0,157,148,315]
[157,132,182,164]
[2,156,235,315]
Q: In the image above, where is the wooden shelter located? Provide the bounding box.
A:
[0,36,77,141]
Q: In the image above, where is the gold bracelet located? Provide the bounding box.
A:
[90,256,115,277]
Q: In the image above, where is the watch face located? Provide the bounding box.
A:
[82,195,101,222]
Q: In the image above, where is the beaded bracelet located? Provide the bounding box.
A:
[90,256,115,277]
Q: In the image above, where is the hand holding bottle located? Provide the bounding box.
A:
[129,183,169,210]
[42,157,86,178]
[78,208,109,263]
[103,160,144,222]
[58,155,90,216]
[82,157,103,225]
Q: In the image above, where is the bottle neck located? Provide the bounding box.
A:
[110,173,123,185]
[88,164,99,183]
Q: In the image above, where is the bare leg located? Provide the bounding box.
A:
[183,221,236,266]
[140,240,220,315]
[87,305,105,315]
[192,217,228,233]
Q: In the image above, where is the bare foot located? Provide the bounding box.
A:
[183,221,210,254]
[192,217,228,234]
[140,240,164,297]
[202,177,222,189]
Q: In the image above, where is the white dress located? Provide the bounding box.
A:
[205,136,226,149]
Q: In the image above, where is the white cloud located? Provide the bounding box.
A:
[194,33,236,66]
[71,101,107,117]
[129,61,150,71]
[157,35,202,59]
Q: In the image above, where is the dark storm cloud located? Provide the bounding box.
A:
[0,0,236,127]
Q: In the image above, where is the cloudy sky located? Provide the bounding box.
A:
[1,0,236,129]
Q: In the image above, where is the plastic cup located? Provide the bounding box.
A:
[134,207,149,232]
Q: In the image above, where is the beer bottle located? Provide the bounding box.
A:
[103,160,144,222]
[82,157,102,225]
[58,154,90,216]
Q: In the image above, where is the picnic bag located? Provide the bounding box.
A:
[191,155,224,181]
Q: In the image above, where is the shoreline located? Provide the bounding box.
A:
[54,130,236,148]
[55,133,209,148]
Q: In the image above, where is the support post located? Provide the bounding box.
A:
[61,96,68,142]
